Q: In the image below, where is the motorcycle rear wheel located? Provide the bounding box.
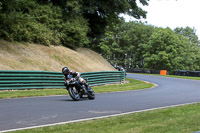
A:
[68,86,80,101]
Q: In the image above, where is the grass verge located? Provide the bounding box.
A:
[132,73,200,80]
[9,103,200,133]
[0,78,154,99]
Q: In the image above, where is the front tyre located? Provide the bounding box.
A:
[68,86,80,101]
[87,86,95,100]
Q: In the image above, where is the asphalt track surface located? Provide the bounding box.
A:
[1,73,200,132]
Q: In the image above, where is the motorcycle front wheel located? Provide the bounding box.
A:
[68,86,80,101]
[87,86,95,100]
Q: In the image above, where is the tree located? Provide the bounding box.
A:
[38,0,150,39]
[174,26,200,45]
[0,0,149,49]
[142,28,198,72]
[81,0,149,48]
[99,20,154,68]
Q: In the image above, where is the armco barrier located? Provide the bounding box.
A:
[0,70,126,90]
[81,71,126,86]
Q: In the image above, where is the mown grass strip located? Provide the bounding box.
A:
[0,78,153,99]
[9,103,200,133]
[132,73,200,80]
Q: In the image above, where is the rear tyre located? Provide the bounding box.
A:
[87,86,95,100]
[68,86,80,101]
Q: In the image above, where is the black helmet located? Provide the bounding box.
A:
[62,67,69,74]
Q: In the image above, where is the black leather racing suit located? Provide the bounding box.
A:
[64,71,80,87]
[64,71,80,81]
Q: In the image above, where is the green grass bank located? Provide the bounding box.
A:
[0,78,154,99]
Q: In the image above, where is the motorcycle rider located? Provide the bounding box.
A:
[62,67,88,92]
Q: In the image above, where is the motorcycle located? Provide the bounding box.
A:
[65,77,95,101]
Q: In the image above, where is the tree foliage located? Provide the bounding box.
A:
[100,20,154,68]
[81,0,148,38]
[0,0,90,48]
[1,0,200,72]
[99,21,200,73]
[0,0,149,48]
[142,28,198,71]
[174,27,200,45]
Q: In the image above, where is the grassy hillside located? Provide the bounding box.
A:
[0,40,115,72]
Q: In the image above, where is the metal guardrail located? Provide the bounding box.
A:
[0,70,126,90]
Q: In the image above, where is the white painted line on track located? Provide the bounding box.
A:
[1,101,200,133]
